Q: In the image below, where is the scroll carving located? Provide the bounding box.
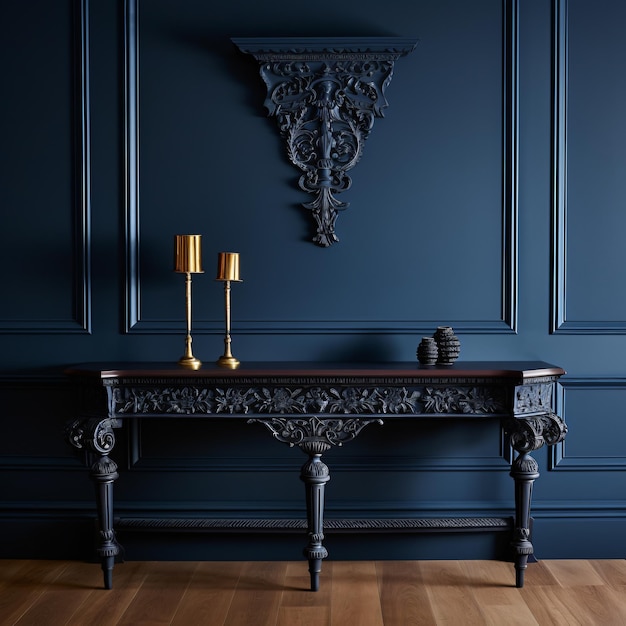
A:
[248,415,383,449]
[504,411,567,454]
[66,417,121,455]
[232,37,417,246]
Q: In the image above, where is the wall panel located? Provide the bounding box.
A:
[553,378,626,470]
[0,0,90,334]
[125,0,518,337]
[552,0,626,333]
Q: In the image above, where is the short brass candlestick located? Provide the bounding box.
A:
[174,234,203,370]
[216,252,241,369]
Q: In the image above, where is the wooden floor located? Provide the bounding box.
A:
[1,559,626,625]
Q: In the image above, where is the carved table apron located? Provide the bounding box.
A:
[65,361,566,591]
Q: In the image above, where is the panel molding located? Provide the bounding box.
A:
[550,0,567,333]
[124,0,518,335]
[0,0,91,334]
[550,0,626,334]
[124,0,140,334]
[551,377,626,470]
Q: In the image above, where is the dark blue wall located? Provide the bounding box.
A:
[2,0,626,562]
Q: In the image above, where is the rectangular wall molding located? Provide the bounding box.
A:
[123,0,519,336]
[0,0,91,335]
[552,377,626,470]
[551,0,626,334]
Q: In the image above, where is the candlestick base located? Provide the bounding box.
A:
[217,355,240,369]
[178,355,202,370]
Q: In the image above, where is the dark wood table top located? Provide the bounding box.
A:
[65,361,566,381]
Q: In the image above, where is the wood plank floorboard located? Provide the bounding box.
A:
[1,559,626,625]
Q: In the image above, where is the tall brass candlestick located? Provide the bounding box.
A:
[174,234,203,369]
[216,252,241,369]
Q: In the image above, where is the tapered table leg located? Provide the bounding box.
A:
[300,443,330,592]
[248,415,382,592]
[66,417,123,590]
[504,410,567,588]
[91,454,120,589]
[509,450,539,588]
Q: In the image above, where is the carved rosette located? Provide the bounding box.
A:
[232,37,417,246]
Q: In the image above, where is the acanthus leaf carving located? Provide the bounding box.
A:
[504,411,567,454]
[108,384,504,417]
[232,37,417,246]
[248,415,383,449]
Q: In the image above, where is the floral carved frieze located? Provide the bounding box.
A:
[514,384,554,414]
[232,37,417,246]
[106,383,507,417]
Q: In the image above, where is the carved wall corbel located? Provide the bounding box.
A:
[232,37,418,246]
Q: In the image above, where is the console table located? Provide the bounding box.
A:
[65,361,566,591]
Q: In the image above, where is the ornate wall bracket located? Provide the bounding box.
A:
[232,37,418,246]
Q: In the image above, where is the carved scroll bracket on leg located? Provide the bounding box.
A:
[66,417,123,589]
[503,411,567,588]
[248,415,383,590]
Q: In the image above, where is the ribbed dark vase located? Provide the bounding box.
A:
[433,326,461,365]
[417,337,438,365]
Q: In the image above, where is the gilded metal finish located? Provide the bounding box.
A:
[215,253,242,368]
[174,235,203,369]
[174,234,203,274]
[216,251,241,282]
[177,272,202,370]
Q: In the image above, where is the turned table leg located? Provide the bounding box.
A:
[66,417,122,590]
[248,414,382,592]
[91,454,120,590]
[504,410,567,588]
[509,451,539,588]
[300,443,330,591]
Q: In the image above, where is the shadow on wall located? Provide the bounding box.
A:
[318,334,396,362]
